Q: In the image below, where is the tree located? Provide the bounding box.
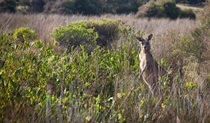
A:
[108,0,143,14]
[74,0,108,15]
[30,0,45,13]
[0,0,17,12]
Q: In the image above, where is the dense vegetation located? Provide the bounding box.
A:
[0,3,209,123]
[136,0,196,19]
[0,0,143,14]
[176,0,206,4]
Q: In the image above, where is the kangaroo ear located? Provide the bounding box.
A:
[148,34,153,41]
[136,37,144,42]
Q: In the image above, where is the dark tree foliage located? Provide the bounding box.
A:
[18,0,30,6]
[1,0,204,14]
[163,2,180,19]
[0,0,17,12]
[108,0,143,14]
[0,0,145,14]
[176,0,206,4]
[74,0,108,15]
[145,1,196,19]
[44,0,76,14]
[30,0,45,13]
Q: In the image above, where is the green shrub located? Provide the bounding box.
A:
[0,31,49,122]
[140,0,196,19]
[180,9,196,19]
[52,21,98,53]
[146,2,165,18]
[111,0,143,14]
[163,1,180,19]
[52,19,122,52]
[12,27,37,43]
[0,34,13,69]
[87,19,122,47]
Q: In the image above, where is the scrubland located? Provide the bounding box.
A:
[0,13,196,41]
[0,5,209,122]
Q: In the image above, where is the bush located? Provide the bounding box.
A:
[146,2,165,18]
[0,29,47,122]
[137,0,196,19]
[180,9,196,19]
[30,0,45,13]
[52,21,98,53]
[44,0,76,14]
[111,0,143,14]
[0,0,17,13]
[74,0,108,15]
[163,1,180,19]
[12,27,37,43]
[52,19,123,52]
[87,19,122,47]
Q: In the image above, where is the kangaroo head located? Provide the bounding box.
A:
[136,34,153,52]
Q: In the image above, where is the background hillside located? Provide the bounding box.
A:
[0,0,206,15]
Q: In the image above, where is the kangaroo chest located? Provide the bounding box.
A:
[139,52,154,72]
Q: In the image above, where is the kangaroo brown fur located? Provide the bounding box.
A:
[137,34,167,95]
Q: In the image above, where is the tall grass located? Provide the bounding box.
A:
[0,12,210,123]
[0,13,196,43]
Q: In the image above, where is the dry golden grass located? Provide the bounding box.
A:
[0,13,197,43]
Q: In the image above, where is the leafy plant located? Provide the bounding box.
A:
[87,19,122,47]
[12,27,37,43]
[52,19,123,52]
[52,21,98,53]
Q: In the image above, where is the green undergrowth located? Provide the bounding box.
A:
[0,16,210,122]
[0,25,141,122]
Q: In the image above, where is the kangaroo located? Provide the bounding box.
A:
[136,34,167,95]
